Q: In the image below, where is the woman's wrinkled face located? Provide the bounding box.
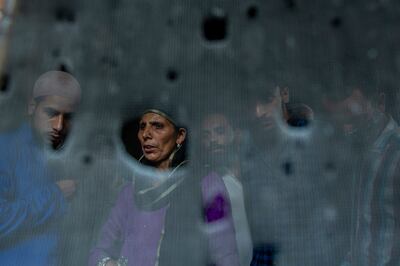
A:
[138,113,185,169]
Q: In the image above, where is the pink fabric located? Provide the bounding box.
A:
[201,171,241,266]
[89,184,167,266]
[90,174,240,266]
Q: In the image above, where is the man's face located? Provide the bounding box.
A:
[254,96,281,132]
[31,95,76,150]
[323,89,372,137]
[201,114,235,159]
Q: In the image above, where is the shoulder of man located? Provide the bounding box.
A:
[0,124,30,196]
[0,123,31,145]
[385,127,400,150]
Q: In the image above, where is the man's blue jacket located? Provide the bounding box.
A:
[0,124,66,266]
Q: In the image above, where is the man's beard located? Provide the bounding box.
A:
[343,111,387,150]
[205,145,237,168]
[49,132,66,150]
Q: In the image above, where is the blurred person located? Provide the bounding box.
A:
[0,70,81,265]
[247,86,313,170]
[201,113,239,169]
[250,86,313,144]
[251,87,289,143]
[243,86,289,266]
[89,108,189,266]
[322,83,400,266]
[242,86,340,266]
[200,111,253,266]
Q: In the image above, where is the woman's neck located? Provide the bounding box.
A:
[156,160,171,171]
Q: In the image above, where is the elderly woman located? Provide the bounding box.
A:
[90,108,241,266]
[89,108,187,266]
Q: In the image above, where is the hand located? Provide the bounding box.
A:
[56,179,77,199]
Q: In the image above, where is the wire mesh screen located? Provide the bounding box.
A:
[0,0,399,266]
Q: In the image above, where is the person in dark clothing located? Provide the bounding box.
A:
[243,86,342,266]
[322,84,400,266]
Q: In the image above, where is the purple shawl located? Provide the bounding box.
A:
[89,172,240,266]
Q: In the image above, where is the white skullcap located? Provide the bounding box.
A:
[32,71,81,103]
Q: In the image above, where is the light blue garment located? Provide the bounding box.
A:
[349,117,400,266]
[0,124,66,266]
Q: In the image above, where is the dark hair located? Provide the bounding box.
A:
[247,87,277,106]
[197,106,241,131]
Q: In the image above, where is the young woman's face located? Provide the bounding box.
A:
[138,113,185,169]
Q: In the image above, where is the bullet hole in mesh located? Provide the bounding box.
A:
[247,5,258,19]
[202,9,228,41]
[330,16,342,28]
[287,116,310,127]
[82,155,93,165]
[58,63,71,73]
[55,6,76,23]
[282,160,293,176]
[286,103,312,128]
[0,73,10,93]
[166,68,178,82]
[121,117,143,160]
[285,0,297,10]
